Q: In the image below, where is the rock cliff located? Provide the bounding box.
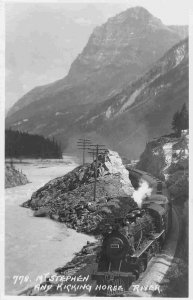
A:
[137,130,189,205]
[136,130,189,297]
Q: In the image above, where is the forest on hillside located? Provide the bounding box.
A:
[5,129,62,159]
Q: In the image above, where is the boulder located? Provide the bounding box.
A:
[50,214,60,221]
[34,207,50,217]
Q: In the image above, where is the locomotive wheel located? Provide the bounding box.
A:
[155,241,161,253]
[133,261,146,280]
[158,237,164,251]
[106,277,125,297]
[95,280,107,297]
[137,256,147,274]
[133,268,140,280]
[95,278,125,297]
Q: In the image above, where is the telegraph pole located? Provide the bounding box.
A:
[88,144,107,201]
[88,149,96,163]
[77,138,91,165]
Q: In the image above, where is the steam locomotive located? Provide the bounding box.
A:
[92,174,172,294]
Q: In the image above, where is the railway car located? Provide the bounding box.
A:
[92,192,172,294]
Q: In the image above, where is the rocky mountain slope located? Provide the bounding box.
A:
[6,36,188,160]
[88,38,189,157]
[5,165,29,188]
[6,7,186,129]
[22,150,137,234]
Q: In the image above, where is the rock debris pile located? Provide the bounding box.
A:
[22,150,136,233]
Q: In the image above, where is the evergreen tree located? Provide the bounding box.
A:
[180,103,189,130]
[5,129,63,159]
[172,103,188,136]
[172,110,181,136]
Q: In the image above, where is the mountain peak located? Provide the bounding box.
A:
[118,6,153,18]
[7,6,186,128]
[108,6,162,26]
[66,6,176,85]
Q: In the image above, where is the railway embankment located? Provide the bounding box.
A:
[156,205,188,297]
[20,241,100,296]
[5,164,29,188]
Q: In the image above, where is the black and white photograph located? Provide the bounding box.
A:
[1,0,191,298]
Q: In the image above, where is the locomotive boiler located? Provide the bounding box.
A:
[92,193,172,294]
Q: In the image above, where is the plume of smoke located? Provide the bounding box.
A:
[133,180,152,208]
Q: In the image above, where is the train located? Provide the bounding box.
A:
[92,169,172,295]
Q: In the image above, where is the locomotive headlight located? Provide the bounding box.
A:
[122,218,130,226]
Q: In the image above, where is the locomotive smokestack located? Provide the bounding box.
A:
[133,180,152,208]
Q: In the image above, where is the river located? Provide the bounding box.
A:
[5,157,95,295]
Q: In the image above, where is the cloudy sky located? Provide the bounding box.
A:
[5,0,191,112]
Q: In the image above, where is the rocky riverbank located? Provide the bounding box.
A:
[22,150,137,234]
[5,164,29,188]
[20,240,101,296]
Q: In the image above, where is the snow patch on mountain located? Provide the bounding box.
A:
[55,112,65,116]
[115,86,144,116]
[105,106,112,119]
[174,44,186,67]
[137,131,189,181]
[87,115,100,124]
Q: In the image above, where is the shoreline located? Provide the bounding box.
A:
[19,238,100,297]
[10,228,96,296]
[6,158,91,295]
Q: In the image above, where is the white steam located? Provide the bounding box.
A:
[133,180,152,208]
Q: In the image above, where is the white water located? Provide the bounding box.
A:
[5,157,95,295]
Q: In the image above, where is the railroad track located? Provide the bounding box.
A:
[93,206,180,298]
[122,170,180,297]
[124,206,179,297]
